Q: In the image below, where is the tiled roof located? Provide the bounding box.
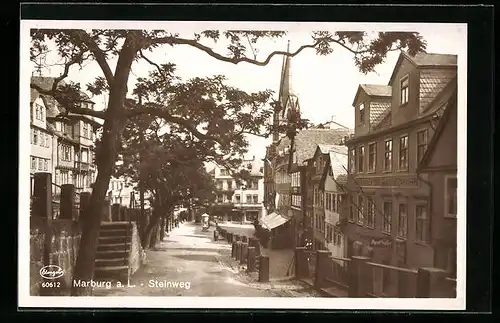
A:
[317,144,347,155]
[407,52,457,67]
[241,158,264,177]
[329,150,348,179]
[275,136,291,153]
[294,129,352,164]
[370,101,391,125]
[360,84,392,97]
[372,110,392,130]
[31,76,63,118]
[419,69,457,112]
[335,174,348,184]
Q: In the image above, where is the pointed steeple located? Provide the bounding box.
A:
[279,40,294,109]
[273,40,301,143]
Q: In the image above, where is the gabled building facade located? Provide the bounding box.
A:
[31,76,100,196]
[341,51,458,295]
[30,89,54,176]
[210,157,265,222]
[319,146,348,259]
[416,90,458,278]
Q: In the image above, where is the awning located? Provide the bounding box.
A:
[260,212,290,230]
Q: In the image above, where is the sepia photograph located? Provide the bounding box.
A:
[19,18,467,310]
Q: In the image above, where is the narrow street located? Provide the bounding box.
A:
[93,222,320,297]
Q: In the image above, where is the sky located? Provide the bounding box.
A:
[28,22,466,162]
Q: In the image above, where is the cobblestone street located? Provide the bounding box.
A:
[93,222,320,297]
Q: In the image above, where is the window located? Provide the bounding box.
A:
[235,194,240,203]
[357,146,365,172]
[348,197,355,222]
[359,103,365,124]
[220,169,227,176]
[38,158,43,171]
[331,193,336,213]
[61,145,72,161]
[368,143,377,172]
[383,201,392,233]
[33,130,38,145]
[399,136,409,170]
[445,176,457,217]
[246,195,252,204]
[417,129,428,164]
[55,122,62,132]
[253,195,259,204]
[400,75,409,105]
[384,139,392,171]
[35,104,44,121]
[366,197,375,228]
[415,204,429,243]
[349,149,356,174]
[398,203,408,238]
[357,196,364,224]
[82,122,90,138]
[44,159,49,171]
[31,157,36,171]
[61,171,69,185]
[334,228,342,246]
[45,134,50,147]
[82,149,89,163]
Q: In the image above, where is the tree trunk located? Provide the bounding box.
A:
[71,33,137,296]
[159,215,166,241]
[142,211,161,249]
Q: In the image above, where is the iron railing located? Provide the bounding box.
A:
[304,250,317,278]
[364,262,418,298]
[326,256,351,291]
[30,175,81,220]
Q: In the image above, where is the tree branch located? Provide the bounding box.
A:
[149,36,320,66]
[127,105,222,144]
[139,49,169,84]
[68,30,114,85]
[30,83,107,120]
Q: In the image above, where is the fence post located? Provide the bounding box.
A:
[247,246,256,272]
[101,198,112,222]
[250,237,261,256]
[240,242,248,265]
[294,247,308,279]
[235,241,242,261]
[348,256,370,298]
[111,204,120,222]
[60,184,75,220]
[78,192,91,225]
[232,241,237,258]
[33,172,52,219]
[259,256,270,282]
[314,250,331,289]
[416,267,449,298]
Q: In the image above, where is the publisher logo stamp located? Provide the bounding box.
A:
[39,265,64,280]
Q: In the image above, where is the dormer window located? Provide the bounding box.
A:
[400,75,409,105]
[359,103,365,124]
[35,104,45,121]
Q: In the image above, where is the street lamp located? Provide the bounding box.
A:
[240,184,246,224]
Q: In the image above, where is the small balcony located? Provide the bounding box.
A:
[75,161,90,172]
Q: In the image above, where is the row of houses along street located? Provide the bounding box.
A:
[29,75,143,215]
[257,49,457,296]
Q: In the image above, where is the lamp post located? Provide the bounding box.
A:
[240,184,246,224]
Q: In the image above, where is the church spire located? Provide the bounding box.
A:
[279,40,294,109]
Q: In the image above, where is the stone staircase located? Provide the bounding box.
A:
[94,222,132,282]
